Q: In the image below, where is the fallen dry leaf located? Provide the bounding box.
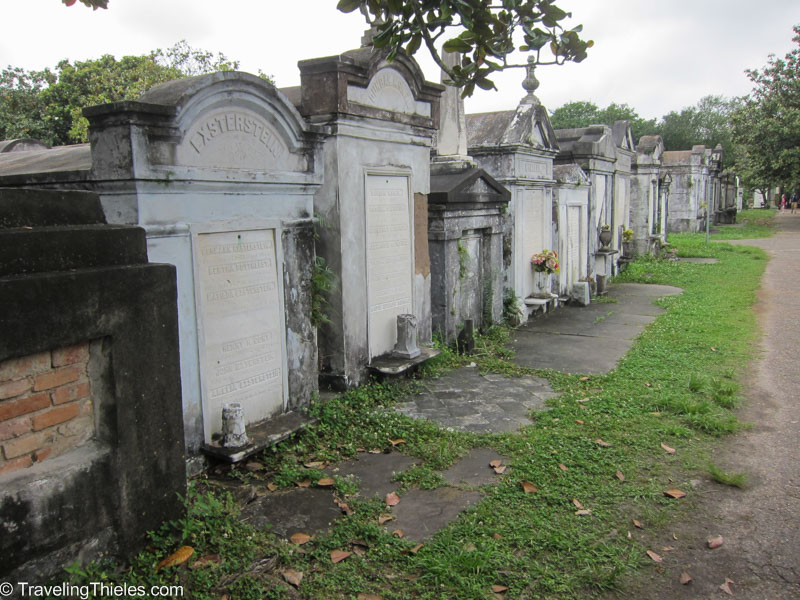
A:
[627,531,632,539]
[595,439,612,447]
[559,464,568,472]
[645,382,652,387]
[572,499,584,509]
[575,419,585,425]
[673,533,678,540]
[267,482,278,491]
[368,449,382,454]
[580,376,590,381]
[680,572,692,585]
[337,502,353,515]
[633,519,643,529]
[356,595,383,600]
[378,513,393,524]
[489,459,503,468]
[464,542,477,552]
[156,546,194,571]
[386,492,400,506]
[494,465,507,474]
[575,509,592,516]
[389,438,406,446]
[646,550,662,563]
[409,544,423,553]
[493,533,503,540]
[491,584,509,593]
[330,550,351,564]
[392,529,404,538]
[245,461,264,472]
[520,481,538,494]
[317,477,335,487]
[720,577,734,595]
[661,443,676,455]
[281,569,303,587]
[662,546,675,552]
[290,532,312,545]
[296,479,311,488]
[352,546,366,557]
[664,489,687,499]
[616,470,625,482]
[578,397,590,403]
[190,554,221,569]
[304,461,325,469]
[708,535,724,549]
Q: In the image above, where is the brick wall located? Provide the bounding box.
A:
[0,342,94,476]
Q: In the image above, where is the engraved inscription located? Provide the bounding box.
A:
[366,175,413,359]
[196,229,284,439]
[189,111,285,158]
[518,158,550,179]
[176,108,304,171]
[347,68,431,117]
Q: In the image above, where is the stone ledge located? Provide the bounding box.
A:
[201,410,317,464]
[368,347,442,376]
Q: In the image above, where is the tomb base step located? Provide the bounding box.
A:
[201,410,318,464]
[368,347,442,377]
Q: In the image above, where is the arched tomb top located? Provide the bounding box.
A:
[140,71,312,172]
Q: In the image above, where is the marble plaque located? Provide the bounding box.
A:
[567,205,582,287]
[521,188,547,296]
[195,229,285,440]
[176,108,305,172]
[366,175,414,359]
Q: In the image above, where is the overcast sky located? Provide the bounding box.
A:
[2,0,799,120]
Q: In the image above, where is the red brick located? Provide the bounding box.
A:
[32,403,80,431]
[34,448,52,463]
[3,431,52,460]
[0,351,51,383]
[0,455,33,476]
[0,416,31,441]
[52,343,90,368]
[0,393,51,422]
[33,366,81,392]
[51,380,91,405]
[0,378,32,400]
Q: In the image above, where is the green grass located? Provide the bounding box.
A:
[62,219,771,599]
[708,463,748,488]
[709,208,777,239]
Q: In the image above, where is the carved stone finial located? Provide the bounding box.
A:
[522,56,540,104]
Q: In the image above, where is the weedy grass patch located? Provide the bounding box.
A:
[62,226,769,599]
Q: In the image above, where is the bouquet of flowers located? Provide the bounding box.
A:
[531,249,559,274]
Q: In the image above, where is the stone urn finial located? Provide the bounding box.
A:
[522,56,540,104]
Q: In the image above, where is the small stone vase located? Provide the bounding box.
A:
[532,270,552,298]
[599,229,613,249]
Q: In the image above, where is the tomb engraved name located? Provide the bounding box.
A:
[188,111,285,159]
[196,229,285,437]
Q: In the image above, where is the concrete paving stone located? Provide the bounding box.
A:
[513,332,635,374]
[387,487,484,541]
[413,396,447,409]
[441,448,509,487]
[333,451,417,499]
[239,487,342,539]
[446,403,482,417]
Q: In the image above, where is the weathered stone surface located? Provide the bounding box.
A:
[440,448,509,487]
[386,487,483,541]
[511,283,682,374]
[395,366,551,432]
[239,488,342,539]
[333,451,418,499]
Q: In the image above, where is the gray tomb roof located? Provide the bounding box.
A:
[553,163,590,185]
[429,167,510,206]
[0,139,51,153]
[466,103,558,151]
[0,144,91,177]
[554,124,616,160]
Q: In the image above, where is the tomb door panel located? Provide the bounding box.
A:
[457,232,483,329]
[365,174,414,360]
[194,228,286,442]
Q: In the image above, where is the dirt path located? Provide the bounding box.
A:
[608,214,800,599]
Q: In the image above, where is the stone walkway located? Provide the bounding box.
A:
[235,281,677,544]
[394,367,556,433]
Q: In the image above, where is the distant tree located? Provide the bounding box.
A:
[549,100,657,142]
[0,42,240,146]
[658,95,740,167]
[64,0,593,97]
[732,25,800,195]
